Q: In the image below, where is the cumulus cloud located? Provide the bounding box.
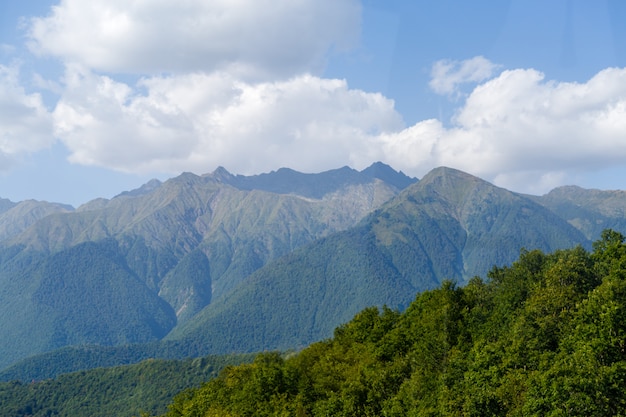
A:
[0,64,54,170]
[386,66,626,193]
[27,0,360,79]
[10,0,626,199]
[53,68,403,174]
[429,56,500,96]
[50,62,626,195]
[451,68,626,169]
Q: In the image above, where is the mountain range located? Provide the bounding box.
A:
[1,162,624,378]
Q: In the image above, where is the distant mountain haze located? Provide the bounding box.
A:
[0,163,622,376]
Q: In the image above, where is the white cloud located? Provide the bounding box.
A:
[0,64,54,170]
[53,69,403,174]
[9,1,626,198]
[384,66,626,193]
[429,56,500,96]
[27,0,360,79]
[450,68,626,170]
[51,63,626,195]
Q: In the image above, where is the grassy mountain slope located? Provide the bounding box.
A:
[532,185,626,240]
[0,199,73,242]
[165,227,417,352]
[406,167,588,277]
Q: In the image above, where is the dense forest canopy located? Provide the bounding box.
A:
[0,354,255,417]
[155,230,626,417]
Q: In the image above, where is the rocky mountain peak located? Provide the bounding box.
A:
[360,162,417,190]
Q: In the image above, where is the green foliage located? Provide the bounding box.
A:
[158,230,626,417]
[0,240,177,370]
[0,353,254,417]
[159,249,212,324]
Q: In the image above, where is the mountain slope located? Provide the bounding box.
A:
[0,200,73,242]
[0,164,408,369]
[0,353,255,417]
[0,239,176,368]
[406,167,588,277]
[158,233,626,417]
[166,167,588,353]
[531,185,626,240]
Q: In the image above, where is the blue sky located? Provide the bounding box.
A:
[0,0,625,207]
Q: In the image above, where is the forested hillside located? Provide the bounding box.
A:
[0,164,409,369]
[156,230,626,417]
[164,167,588,355]
[0,353,255,417]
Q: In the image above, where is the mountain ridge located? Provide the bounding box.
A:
[163,167,588,355]
[0,163,624,376]
[531,184,626,240]
[0,162,411,369]
[201,162,417,199]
